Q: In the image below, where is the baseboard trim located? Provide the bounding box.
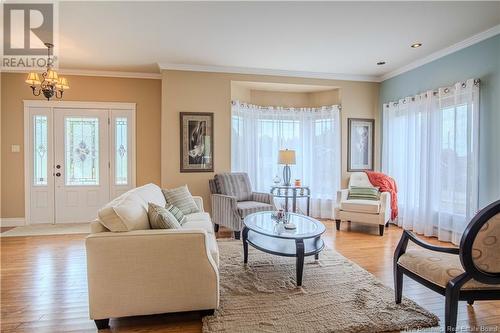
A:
[0,218,26,227]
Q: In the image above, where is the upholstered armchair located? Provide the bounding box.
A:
[334,172,391,236]
[209,173,276,239]
[394,199,500,333]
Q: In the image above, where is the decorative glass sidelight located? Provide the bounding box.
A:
[115,117,128,185]
[65,117,99,185]
[33,115,48,185]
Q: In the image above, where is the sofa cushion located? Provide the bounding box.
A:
[185,212,212,222]
[215,173,253,201]
[148,203,182,229]
[183,220,214,235]
[162,185,200,215]
[183,212,214,234]
[237,201,274,218]
[98,191,150,232]
[398,248,499,290]
[340,199,380,214]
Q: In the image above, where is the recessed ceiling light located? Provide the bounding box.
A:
[377,61,386,65]
[411,42,423,48]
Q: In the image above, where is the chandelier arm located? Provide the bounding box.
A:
[31,86,42,97]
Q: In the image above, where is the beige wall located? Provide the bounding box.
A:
[162,70,380,212]
[230,84,340,108]
[0,73,161,218]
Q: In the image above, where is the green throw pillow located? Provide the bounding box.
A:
[148,203,182,229]
[165,203,187,225]
[348,186,380,200]
[162,185,200,215]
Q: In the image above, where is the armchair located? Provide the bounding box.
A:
[334,172,391,236]
[394,199,500,332]
[209,173,276,239]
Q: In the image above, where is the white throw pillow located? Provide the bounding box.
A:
[98,192,150,232]
[134,183,166,208]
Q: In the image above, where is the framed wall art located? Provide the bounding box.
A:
[347,118,374,171]
[180,112,214,172]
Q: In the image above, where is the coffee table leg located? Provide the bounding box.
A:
[295,239,305,286]
[242,227,249,264]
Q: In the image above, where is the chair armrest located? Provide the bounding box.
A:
[192,195,204,212]
[336,189,349,205]
[85,229,219,319]
[379,192,391,213]
[211,194,239,226]
[395,230,459,259]
[252,192,276,209]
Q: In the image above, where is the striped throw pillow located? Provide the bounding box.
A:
[148,203,182,229]
[348,186,380,200]
[162,185,200,215]
[165,203,187,225]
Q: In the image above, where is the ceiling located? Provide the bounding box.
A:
[56,1,500,80]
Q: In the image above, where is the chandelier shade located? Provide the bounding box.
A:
[57,77,70,90]
[45,69,59,83]
[25,72,41,85]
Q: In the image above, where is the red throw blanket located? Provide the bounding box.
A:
[364,171,398,220]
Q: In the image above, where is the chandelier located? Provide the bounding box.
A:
[25,43,69,100]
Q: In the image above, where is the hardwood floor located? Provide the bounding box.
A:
[1,221,499,332]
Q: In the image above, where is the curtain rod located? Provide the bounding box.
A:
[231,100,342,111]
[384,78,480,107]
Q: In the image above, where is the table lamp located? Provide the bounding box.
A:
[278,149,296,186]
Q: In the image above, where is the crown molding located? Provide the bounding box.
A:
[379,24,500,82]
[1,68,162,80]
[158,63,379,82]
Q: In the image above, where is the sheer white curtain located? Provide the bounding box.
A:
[382,79,480,244]
[231,101,341,218]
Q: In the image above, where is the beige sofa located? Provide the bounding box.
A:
[86,183,219,329]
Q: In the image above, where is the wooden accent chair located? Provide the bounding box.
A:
[394,199,500,332]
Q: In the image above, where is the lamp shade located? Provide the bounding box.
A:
[45,69,59,83]
[278,149,296,165]
[25,72,41,85]
[56,77,70,90]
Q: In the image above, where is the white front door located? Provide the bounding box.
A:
[53,109,110,223]
[25,101,136,225]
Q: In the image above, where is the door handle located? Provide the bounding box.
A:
[56,165,61,169]
[56,172,61,177]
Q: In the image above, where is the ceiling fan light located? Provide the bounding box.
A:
[25,72,41,85]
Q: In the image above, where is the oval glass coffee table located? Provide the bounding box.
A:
[242,211,326,286]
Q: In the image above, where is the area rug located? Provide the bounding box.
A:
[1,223,90,237]
[203,240,439,333]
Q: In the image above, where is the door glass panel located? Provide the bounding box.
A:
[34,115,48,185]
[65,117,99,186]
[115,117,128,185]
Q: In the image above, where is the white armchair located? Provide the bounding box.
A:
[333,172,391,236]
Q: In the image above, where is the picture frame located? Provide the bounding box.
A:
[347,118,374,172]
[180,112,214,172]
